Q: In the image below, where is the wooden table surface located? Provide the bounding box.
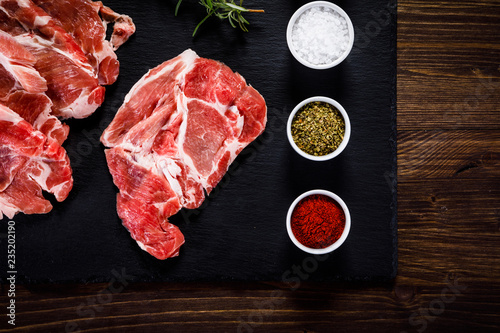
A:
[1,1,499,332]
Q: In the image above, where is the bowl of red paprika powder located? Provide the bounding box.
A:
[286,189,351,254]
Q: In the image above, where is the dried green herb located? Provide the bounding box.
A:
[175,0,264,37]
[291,101,345,156]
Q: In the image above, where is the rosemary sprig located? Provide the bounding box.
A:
[175,0,264,37]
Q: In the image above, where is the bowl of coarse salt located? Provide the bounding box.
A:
[286,1,354,69]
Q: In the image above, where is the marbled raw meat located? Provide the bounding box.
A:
[102,49,267,259]
[0,2,104,119]
[0,104,72,219]
[0,0,134,218]
[0,0,95,77]
[32,0,135,85]
[0,29,69,143]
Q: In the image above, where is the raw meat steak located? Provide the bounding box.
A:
[101,49,267,259]
[98,3,136,50]
[0,29,69,144]
[0,0,95,77]
[0,29,46,94]
[0,0,135,118]
[0,3,104,119]
[0,1,134,219]
[0,104,72,219]
[32,0,136,85]
[13,32,106,119]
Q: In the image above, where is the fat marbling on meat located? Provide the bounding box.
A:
[0,0,134,218]
[101,49,267,259]
[0,104,72,218]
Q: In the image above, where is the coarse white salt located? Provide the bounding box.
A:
[291,6,351,66]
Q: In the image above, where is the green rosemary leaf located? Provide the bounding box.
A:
[239,13,249,25]
[192,12,211,37]
[227,12,236,28]
[225,2,247,12]
[175,0,264,36]
[175,0,183,16]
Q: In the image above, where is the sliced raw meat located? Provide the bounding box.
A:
[0,29,69,143]
[106,147,184,259]
[99,3,136,50]
[0,29,46,93]
[0,0,95,76]
[0,104,72,219]
[0,6,25,36]
[1,91,69,144]
[13,33,106,119]
[32,0,135,85]
[0,4,106,119]
[102,49,267,259]
[0,0,134,219]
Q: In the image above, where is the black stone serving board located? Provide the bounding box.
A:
[0,0,397,283]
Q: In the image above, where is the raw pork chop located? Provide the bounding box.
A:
[12,32,106,119]
[32,0,135,85]
[0,0,134,218]
[0,0,135,118]
[0,2,104,119]
[0,0,96,77]
[0,104,72,219]
[0,29,69,144]
[101,49,267,259]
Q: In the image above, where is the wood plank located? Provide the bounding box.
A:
[398,0,500,129]
[398,178,500,284]
[397,74,500,130]
[398,129,500,285]
[1,281,499,332]
[398,130,500,179]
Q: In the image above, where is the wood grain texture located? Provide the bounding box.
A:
[398,130,500,179]
[398,0,500,130]
[1,0,500,332]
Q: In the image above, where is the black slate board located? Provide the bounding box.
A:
[0,0,397,283]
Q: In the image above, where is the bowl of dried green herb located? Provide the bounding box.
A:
[287,96,351,161]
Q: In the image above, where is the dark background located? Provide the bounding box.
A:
[0,0,396,283]
[1,0,498,332]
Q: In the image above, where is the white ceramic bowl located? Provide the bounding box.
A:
[286,189,351,255]
[287,96,351,161]
[286,1,355,69]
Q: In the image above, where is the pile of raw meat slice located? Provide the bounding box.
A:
[101,49,267,259]
[0,0,135,219]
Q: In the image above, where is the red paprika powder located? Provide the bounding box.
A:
[291,194,346,249]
